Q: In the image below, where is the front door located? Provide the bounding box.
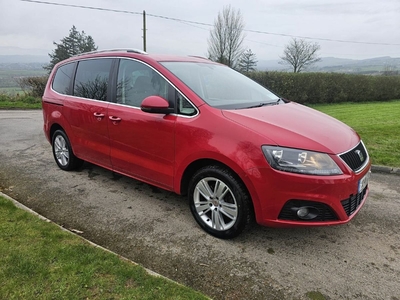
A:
[108,59,176,189]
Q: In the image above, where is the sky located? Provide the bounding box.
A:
[0,0,399,62]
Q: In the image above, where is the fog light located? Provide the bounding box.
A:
[296,206,319,220]
[297,207,309,218]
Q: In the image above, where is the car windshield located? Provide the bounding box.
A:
[160,62,280,109]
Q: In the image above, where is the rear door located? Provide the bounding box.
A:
[108,58,176,189]
[63,58,114,169]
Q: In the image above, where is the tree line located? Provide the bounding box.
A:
[207,5,320,73]
[44,6,320,74]
[17,5,396,99]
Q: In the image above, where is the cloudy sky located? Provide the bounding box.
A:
[0,0,399,61]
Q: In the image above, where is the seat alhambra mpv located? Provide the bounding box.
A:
[42,49,371,239]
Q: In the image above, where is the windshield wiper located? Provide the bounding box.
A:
[245,99,283,109]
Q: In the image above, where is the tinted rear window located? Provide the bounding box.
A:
[73,59,112,101]
[52,62,75,95]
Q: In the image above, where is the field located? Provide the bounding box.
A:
[311,100,400,167]
[0,67,47,93]
[0,87,24,95]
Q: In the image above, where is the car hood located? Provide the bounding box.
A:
[222,102,360,154]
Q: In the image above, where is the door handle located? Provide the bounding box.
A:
[93,112,105,121]
[109,116,122,124]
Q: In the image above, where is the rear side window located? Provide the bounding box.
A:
[52,62,75,95]
[73,59,112,101]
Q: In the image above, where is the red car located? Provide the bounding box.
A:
[42,49,371,239]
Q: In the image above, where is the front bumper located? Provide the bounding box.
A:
[247,163,371,227]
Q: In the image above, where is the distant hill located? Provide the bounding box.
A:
[1,54,400,75]
[258,56,400,74]
[314,56,400,74]
[0,55,49,64]
[0,62,47,71]
[0,55,49,73]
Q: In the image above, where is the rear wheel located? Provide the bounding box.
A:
[188,165,253,239]
[52,130,83,171]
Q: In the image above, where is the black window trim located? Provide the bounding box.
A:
[108,58,119,103]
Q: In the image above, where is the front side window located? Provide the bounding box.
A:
[52,62,75,95]
[116,59,172,107]
[73,59,112,101]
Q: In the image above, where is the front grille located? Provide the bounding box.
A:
[278,200,338,221]
[339,141,369,172]
[341,185,368,216]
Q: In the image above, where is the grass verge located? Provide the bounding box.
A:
[0,195,208,299]
[310,100,400,168]
[0,94,41,109]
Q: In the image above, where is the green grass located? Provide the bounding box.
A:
[0,195,208,300]
[306,291,327,300]
[0,94,41,109]
[310,100,400,168]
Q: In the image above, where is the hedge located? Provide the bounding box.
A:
[248,71,400,104]
[14,72,400,105]
[17,76,48,98]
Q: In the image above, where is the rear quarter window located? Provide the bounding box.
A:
[52,62,76,95]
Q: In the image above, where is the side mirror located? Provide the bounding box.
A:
[141,96,174,114]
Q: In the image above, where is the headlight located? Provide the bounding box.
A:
[262,146,343,175]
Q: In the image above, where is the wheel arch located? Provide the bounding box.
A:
[50,123,65,141]
[180,159,252,204]
[50,123,80,161]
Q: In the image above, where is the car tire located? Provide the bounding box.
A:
[188,165,253,239]
[52,130,83,171]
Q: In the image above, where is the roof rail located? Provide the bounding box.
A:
[188,55,210,61]
[73,48,147,57]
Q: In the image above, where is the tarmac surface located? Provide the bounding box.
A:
[0,110,399,299]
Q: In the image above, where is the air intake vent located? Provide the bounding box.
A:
[341,185,368,216]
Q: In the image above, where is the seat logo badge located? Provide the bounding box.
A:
[355,150,364,162]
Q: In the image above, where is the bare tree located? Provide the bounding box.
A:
[238,49,258,72]
[207,5,245,68]
[280,38,321,73]
[382,64,399,76]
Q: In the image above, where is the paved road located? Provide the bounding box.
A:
[0,110,399,300]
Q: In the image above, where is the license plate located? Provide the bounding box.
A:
[358,170,371,193]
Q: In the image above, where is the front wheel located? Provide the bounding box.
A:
[52,130,83,171]
[188,165,253,239]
